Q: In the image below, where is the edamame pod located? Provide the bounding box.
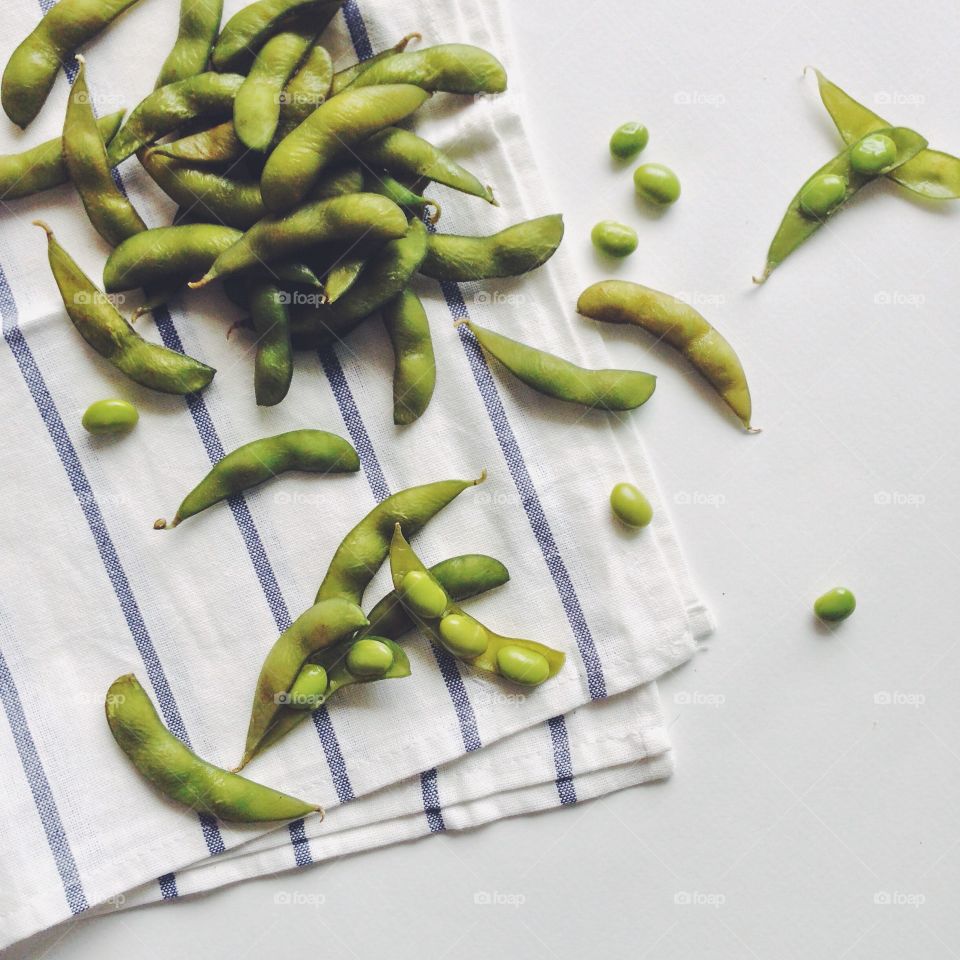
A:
[276,43,333,139]
[329,33,420,96]
[383,288,436,425]
[158,429,359,527]
[2,0,143,129]
[0,111,124,201]
[241,597,368,765]
[343,43,507,95]
[390,526,565,685]
[104,224,243,292]
[151,120,244,166]
[107,674,320,822]
[356,126,495,204]
[811,68,960,200]
[37,221,215,395]
[316,473,486,605]
[156,0,223,87]
[755,125,927,282]
[191,193,408,286]
[577,279,755,431]
[261,83,430,212]
[107,72,245,165]
[212,0,342,73]
[64,57,147,247]
[466,320,656,411]
[419,214,564,281]
[249,281,294,406]
[323,253,366,303]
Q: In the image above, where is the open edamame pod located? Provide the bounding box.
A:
[261,83,430,212]
[156,0,223,87]
[107,674,320,822]
[2,0,143,129]
[390,526,565,686]
[465,320,656,411]
[810,68,960,200]
[754,125,927,282]
[64,57,147,247]
[1,110,124,202]
[383,288,436,425]
[419,214,564,281]
[191,193,408,286]
[36,221,215,395]
[241,598,369,767]
[577,279,755,432]
[342,43,507,95]
[107,72,245,165]
[156,429,359,528]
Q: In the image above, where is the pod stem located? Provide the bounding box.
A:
[473,468,487,486]
[33,220,53,238]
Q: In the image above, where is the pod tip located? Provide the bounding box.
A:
[746,426,762,435]
[32,220,53,237]
[153,519,167,530]
[474,468,487,486]
[187,276,211,290]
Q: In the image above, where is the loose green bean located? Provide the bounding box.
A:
[82,398,138,435]
[156,0,223,87]
[610,482,653,528]
[383,288,436,425]
[343,44,507,95]
[813,587,856,622]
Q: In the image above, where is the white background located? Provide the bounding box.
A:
[8,0,960,956]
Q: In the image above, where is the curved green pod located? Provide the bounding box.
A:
[329,32,420,96]
[577,279,754,431]
[466,320,656,411]
[383,288,436,425]
[151,120,243,166]
[158,429,359,527]
[248,281,294,406]
[261,83,430,212]
[276,42,333,139]
[419,214,564,281]
[107,72,244,165]
[2,0,143,129]
[1,111,124,202]
[343,43,507,95]
[107,674,321,822]
[37,222,215,395]
[156,0,223,87]
[104,224,243,292]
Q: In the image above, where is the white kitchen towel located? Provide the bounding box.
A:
[0,0,712,949]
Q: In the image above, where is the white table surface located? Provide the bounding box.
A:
[8,0,960,956]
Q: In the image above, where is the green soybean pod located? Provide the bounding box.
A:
[329,33,420,96]
[591,220,638,258]
[383,287,436,425]
[610,482,653,528]
[64,56,147,247]
[82,398,139,435]
[466,320,656,411]
[276,43,333,140]
[248,281,294,407]
[2,0,144,129]
[610,122,648,160]
[107,674,321,822]
[156,0,223,87]
[261,83,430,212]
[343,44,507,95]
[157,429,359,527]
[814,587,856,622]
[151,120,244,166]
[323,254,366,303]
[1,111,124,201]
[633,163,681,205]
[419,214,564,281]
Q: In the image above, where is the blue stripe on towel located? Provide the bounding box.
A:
[546,716,578,804]
[420,768,446,833]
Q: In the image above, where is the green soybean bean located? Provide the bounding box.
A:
[849,133,898,174]
[390,526,565,684]
[755,125,927,282]
[276,43,333,140]
[633,163,681,205]
[107,674,320,821]
[577,279,755,431]
[37,221,215,395]
[262,84,430,212]
[610,482,652,528]
[363,169,441,222]
[814,587,856,623]
[330,33,420,96]
[82,398,138,436]
[496,646,551,686]
[152,120,244,166]
[356,126,495,204]
[419,214,564,281]
[248,281,294,406]
[438,613,488,658]
[343,44,507,95]
[157,429,359,528]
[241,598,368,766]
[316,473,486,605]
[64,57,146,247]
[610,122,648,160]
[399,570,449,619]
[284,663,328,709]
[591,220,638,258]
[192,193,407,286]
[234,14,318,152]
[212,0,342,73]
[104,224,242,292]
[383,287,436,425]
[465,320,656,411]
[107,73,245,166]
[345,638,395,678]
[156,0,223,88]
[2,0,143,129]
[0,111,124,201]
[812,68,960,200]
